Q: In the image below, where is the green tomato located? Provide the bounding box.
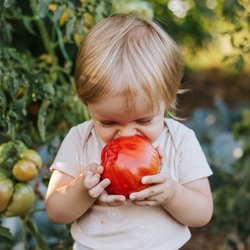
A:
[0,141,27,173]
[0,171,14,213]
[20,149,42,169]
[5,183,35,217]
[12,159,38,181]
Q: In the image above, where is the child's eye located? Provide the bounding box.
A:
[100,121,116,127]
[136,119,152,125]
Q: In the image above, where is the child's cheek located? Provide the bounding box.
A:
[98,128,116,144]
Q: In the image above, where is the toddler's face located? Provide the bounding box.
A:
[88,94,166,144]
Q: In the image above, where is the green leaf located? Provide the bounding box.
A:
[22,17,36,35]
[3,0,14,8]
[38,100,50,141]
[44,83,55,96]
[7,48,23,65]
[66,16,75,42]
[0,224,14,248]
[26,217,50,250]
[52,5,64,22]
[0,22,12,45]
[37,0,51,18]
[0,89,7,115]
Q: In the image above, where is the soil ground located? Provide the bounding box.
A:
[181,225,225,250]
[177,68,250,118]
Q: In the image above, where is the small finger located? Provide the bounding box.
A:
[130,185,163,201]
[88,178,110,198]
[99,193,126,206]
[141,173,166,185]
[83,164,98,179]
[133,200,157,207]
[89,164,103,174]
[84,173,100,189]
[93,165,104,175]
[129,193,144,201]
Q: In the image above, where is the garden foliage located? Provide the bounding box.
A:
[1,0,110,248]
[0,0,249,249]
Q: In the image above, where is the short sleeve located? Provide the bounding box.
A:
[177,130,213,184]
[50,127,82,178]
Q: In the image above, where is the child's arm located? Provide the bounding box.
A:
[164,177,213,227]
[129,144,213,227]
[45,164,110,224]
[129,174,213,228]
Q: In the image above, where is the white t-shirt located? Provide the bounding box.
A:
[51,118,212,250]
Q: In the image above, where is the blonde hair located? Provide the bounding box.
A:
[75,14,183,113]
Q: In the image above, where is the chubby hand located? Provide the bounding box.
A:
[83,163,126,206]
[129,148,177,206]
[129,172,176,206]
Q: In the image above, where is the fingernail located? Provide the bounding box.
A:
[98,165,104,172]
[104,179,110,185]
[130,194,135,200]
[141,177,147,184]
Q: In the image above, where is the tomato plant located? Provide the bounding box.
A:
[0,170,14,213]
[4,183,35,217]
[0,141,41,217]
[0,0,112,248]
[101,135,160,198]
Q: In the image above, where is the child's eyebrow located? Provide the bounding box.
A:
[100,119,116,122]
[136,112,157,120]
[136,117,152,121]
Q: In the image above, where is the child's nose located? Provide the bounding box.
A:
[117,126,137,137]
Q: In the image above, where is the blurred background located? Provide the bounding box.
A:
[0,0,249,249]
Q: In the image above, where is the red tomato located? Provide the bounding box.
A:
[101,135,161,198]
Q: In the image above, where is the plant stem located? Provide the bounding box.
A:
[29,0,57,61]
[20,216,28,250]
[26,216,50,250]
